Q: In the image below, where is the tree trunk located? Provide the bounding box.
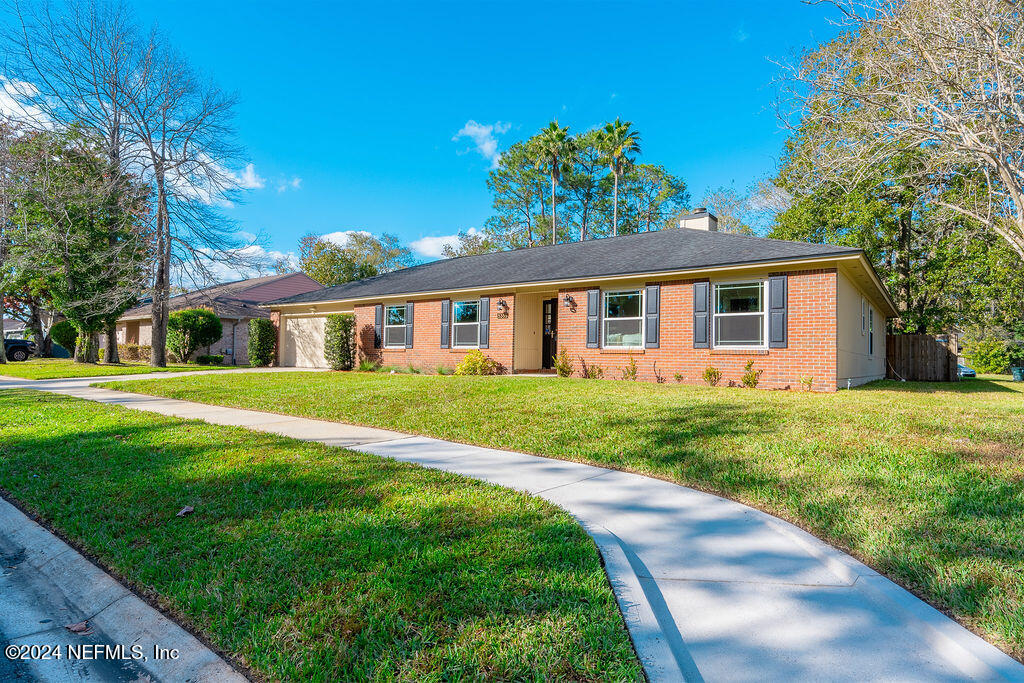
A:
[551,174,557,244]
[26,302,48,357]
[151,175,170,367]
[612,172,620,236]
[0,289,6,365]
[75,331,101,363]
[104,322,120,364]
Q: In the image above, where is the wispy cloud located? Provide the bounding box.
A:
[233,163,266,190]
[277,176,302,193]
[320,229,373,247]
[452,120,511,169]
[733,24,749,42]
[410,227,482,259]
[0,78,50,126]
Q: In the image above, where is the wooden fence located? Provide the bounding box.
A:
[886,333,960,382]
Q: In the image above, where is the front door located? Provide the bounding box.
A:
[541,298,558,369]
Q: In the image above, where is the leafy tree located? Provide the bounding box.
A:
[533,121,576,244]
[561,130,611,240]
[484,141,547,248]
[299,235,378,286]
[598,118,641,236]
[964,339,1012,374]
[167,308,222,363]
[628,164,690,233]
[441,229,501,258]
[248,318,276,367]
[49,320,78,353]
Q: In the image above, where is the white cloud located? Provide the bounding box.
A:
[733,25,749,42]
[452,120,510,169]
[0,78,50,126]
[234,163,265,190]
[410,227,481,260]
[277,176,302,193]
[185,243,300,284]
[319,229,372,247]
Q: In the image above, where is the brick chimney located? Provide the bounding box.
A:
[679,207,718,232]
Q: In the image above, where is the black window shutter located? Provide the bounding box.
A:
[440,299,450,348]
[405,302,414,349]
[768,275,788,348]
[693,282,709,348]
[586,289,600,348]
[478,297,490,348]
[645,285,660,349]
[373,304,383,349]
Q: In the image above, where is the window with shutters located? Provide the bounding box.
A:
[713,281,767,348]
[452,300,480,347]
[384,305,406,348]
[603,290,644,348]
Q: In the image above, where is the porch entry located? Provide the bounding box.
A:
[542,297,558,369]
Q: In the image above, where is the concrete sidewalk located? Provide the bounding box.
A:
[3,371,1024,682]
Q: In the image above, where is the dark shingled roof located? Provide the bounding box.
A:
[271,228,862,305]
[121,272,322,320]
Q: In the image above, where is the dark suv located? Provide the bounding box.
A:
[4,338,36,362]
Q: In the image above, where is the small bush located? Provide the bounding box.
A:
[553,347,574,378]
[117,343,152,362]
[168,309,222,363]
[98,348,105,362]
[702,366,722,386]
[579,357,603,379]
[454,349,497,375]
[965,338,1012,374]
[357,358,380,372]
[407,364,421,374]
[435,364,452,376]
[673,372,685,383]
[799,376,814,391]
[50,320,77,352]
[741,360,762,388]
[621,356,639,381]
[196,354,225,365]
[1009,344,1024,368]
[324,313,356,370]
[248,318,277,367]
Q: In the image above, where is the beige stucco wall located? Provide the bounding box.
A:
[513,292,544,371]
[281,314,328,368]
[837,270,885,387]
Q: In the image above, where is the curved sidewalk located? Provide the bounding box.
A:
[4,371,1023,682]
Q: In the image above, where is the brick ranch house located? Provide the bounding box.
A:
[116,272,322,364]
[267,211,897,391]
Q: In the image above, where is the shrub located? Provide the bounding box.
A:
[579,357,603,379]
[117,343,152,362]
[323,313,356,370]
[1009,343,1024,368]
[248,318,277,367]
[357,358,379,372]
[196,354,225,365]
[799,376,815,392]
[621,356,639,381]
[553,347,574,378]
[50,320,77,352]
[741,360,762,388]
[702,366,722,386]
[965,338,1012,374]
[168,309,222,363]
[407,364,421,374]
[98,348,105,362]
[673,372,685,383]
[435,364,451,376]
[454,349,497,375]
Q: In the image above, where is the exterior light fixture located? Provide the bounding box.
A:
[497,299,509,313]
[563,295,576,312]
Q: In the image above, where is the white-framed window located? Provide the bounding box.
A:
[713,281,767,348]
[868,307,874,355]
[452,300,480,347]
[861,297,867,336]
[384,305,406,347]
[603,289,644,348]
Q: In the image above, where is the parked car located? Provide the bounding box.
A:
[957,364,976,378]
[4,338,36,362]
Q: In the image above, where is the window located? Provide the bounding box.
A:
[868,307,874,355]
[453,300,480,347]
[384,305,406,347]
[861,298,867,336]
[603,290,643,348]
[713,281,766,347]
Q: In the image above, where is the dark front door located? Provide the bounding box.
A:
[541,298,558,369]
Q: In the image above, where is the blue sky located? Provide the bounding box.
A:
[128,1,842,269]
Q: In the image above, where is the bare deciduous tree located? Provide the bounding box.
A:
[780,0,1024,261]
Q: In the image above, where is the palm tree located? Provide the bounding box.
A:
[533,121,576,244]
[599,118,642,236]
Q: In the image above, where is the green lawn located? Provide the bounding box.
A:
[0,358,238,380]
[102,371,1024,660]
[0,390,640,681]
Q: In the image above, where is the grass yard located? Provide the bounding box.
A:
[0,390,640,681]
[102,371,1024,660]
[0,358,238,380]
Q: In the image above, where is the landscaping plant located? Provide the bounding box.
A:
[357,358,379,372]
[248,318,277,367]
[965,339,1012,374]
[454,349,498,375]
[49,320,77,354]
[167,309,222,364]
[799,376,814,392]
[553,347,574,378]
[196,354,225,365]
[621,356,639,381]
[741,360,762,388]
[579,357,604,379]
[323,313,356,370]
[702,366,722,386]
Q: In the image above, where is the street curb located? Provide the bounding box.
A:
[0,498,247,683]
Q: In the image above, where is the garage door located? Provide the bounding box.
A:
[282,315,327,367]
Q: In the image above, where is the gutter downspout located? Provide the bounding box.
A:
[231,321,238,365]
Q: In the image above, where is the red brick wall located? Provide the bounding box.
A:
[352,270,839,391]
[355,292,516,373]
[560,269,838,391]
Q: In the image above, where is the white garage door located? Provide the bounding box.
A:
[282,316,327,367]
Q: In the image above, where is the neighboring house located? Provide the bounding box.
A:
[117,272,323,365]
[267,210,897,391]
[2,319,26,339]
